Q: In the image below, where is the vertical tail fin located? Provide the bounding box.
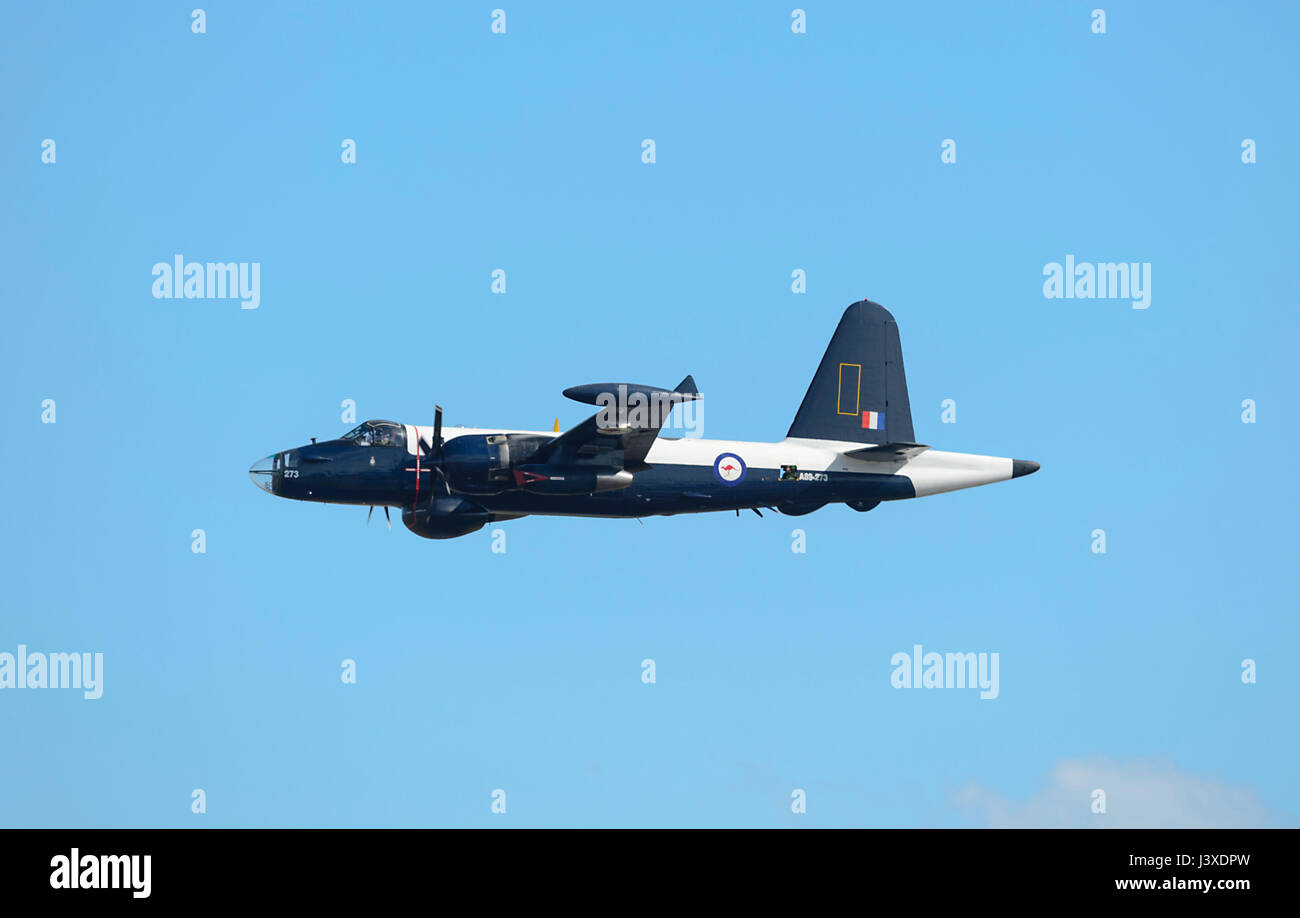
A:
[786,299,915,446]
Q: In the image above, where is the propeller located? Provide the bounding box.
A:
[429,405,449,497]
[413,405,450,517]
[366,505,392,530]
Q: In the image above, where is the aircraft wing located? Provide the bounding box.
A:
[532,376,699,470]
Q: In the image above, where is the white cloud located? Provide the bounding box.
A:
[955,757,1277,828]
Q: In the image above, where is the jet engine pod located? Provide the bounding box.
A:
[402,496,491,540]
[512,465,633,495]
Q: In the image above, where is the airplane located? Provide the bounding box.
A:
[249,299,1039,538]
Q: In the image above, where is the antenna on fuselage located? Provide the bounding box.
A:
[367,505,392,530]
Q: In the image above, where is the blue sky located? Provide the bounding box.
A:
[1,1,1296,827]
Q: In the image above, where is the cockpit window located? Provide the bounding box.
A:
[342,420,405,448]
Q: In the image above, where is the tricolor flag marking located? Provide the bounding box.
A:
[862,410,883,430]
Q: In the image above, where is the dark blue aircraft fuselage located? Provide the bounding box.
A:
[251,433,912,521]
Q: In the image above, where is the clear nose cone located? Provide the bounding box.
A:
[249,455,277,493]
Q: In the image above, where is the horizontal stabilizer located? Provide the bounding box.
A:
[843,442,929,461]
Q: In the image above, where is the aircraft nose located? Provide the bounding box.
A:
[1011,459,1041,478]
[249,455,277,493]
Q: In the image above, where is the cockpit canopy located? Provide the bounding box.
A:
[341,419,406,448]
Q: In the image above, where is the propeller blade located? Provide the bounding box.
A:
[413,431,421,513]
[433,405,443,456]
[384,506,391,530]
[367,505,374,526]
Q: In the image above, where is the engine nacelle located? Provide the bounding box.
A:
[401,496,491,540]
[512,465,633,495]
[439,434,510,495]
[440,433,551,495]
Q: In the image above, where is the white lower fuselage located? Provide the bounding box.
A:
[404,425,1019,518]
